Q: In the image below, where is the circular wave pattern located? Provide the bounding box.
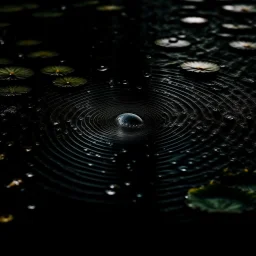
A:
[152,67,256,213]
[28,64,256,213]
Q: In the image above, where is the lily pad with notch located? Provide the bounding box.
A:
[186,184,256,213]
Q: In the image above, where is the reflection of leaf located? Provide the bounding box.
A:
[33,11,63,18]
[41,66,74,76]
[0,23,11,28]
[73,1,99,7]
[53,77,87,87]
[23,3,40,10]
[0,86,31,96]
[17,40,42,46]
[0,5,23,13]
[28,51,59,58]
[0,67,34,80]
[0,58,12,65]
[186,184,256,213]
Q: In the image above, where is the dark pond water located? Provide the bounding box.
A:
[1,0,256,231]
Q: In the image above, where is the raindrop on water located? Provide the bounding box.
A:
[116,113,144,129]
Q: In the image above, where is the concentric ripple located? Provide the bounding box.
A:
[150,65,256,213]
[27,62,256,213]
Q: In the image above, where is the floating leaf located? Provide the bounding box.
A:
[229,41,256,51]
[0,67,34,80]
[222,24,252,30]
[0,86,32,96]
[41,66,74,76]
[28,51,59,58]
[17,40,42,46]
[181,61,220,73]
[0,5,23,13]
[181,16,208,24]
[0,214,14,223]
[223,5,256,13]
[33,11,63,18]
[186,184,256,213]
[155,38,191,49]
[97,5,124,11]
[53,77,87,87]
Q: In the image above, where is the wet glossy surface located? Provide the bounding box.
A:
[1,0,256,229]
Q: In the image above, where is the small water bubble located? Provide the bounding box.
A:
[25,147,32,152]
[7,142,14,147]
[97,65,108,72]
[179,166,188,172]
[136,193,143,198]
[224,115,235,120]
[169,37,178,43]
[27,205,36,210]
[125,182,131,186]
[110,184,120,189]
[143,72,151,78]
[88,163,93,166]
[105,189,116,196]
[116,113,144,129]
[26,173,34,178]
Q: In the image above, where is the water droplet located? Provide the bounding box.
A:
[116,113,144,129]
[125,182,131,186]
[179,166,188,172]
[169,37,178,43]
[25,147,32,152]
[27,205,36,210]
[105,190,116,196]
[97,65,108,72]
[144,72,151,78]
[136,193,143,198]
[26,173,34,178]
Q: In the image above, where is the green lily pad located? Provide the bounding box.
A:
[0,67,34,80]
[32,11,63,18]
[53,77,87,87]
[41,66,74,76]
[96,5,124,11]
[186,184,256,213]
[0,86,31,96]
[17,40,42,46]
[28,51,59,59]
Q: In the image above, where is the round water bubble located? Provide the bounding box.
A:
[116,113,144,129]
